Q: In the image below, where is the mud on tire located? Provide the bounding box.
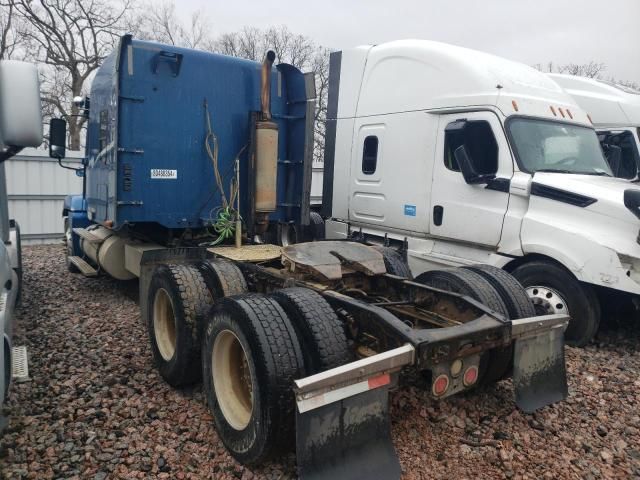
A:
[202,294,304,464]
[463,264,536,382]
[198,258,248,299]
[271,287,351,374]
[375,246,413,279]
[414,268,511,385]
[147,263,213,387]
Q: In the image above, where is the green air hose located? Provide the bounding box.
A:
[209,206,237,246]
[204,100,244,246]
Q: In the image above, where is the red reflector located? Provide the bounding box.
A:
[463,366,478,387]
[432,374,449,396]
[368,373,391,389]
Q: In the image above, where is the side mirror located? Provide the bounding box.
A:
[49,118,67,159]
[0,60,43,162]
[454,145,494,185]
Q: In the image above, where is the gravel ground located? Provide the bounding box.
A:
[1,244,639,479]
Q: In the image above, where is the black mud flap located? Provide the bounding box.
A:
[513,325,568,413]
[296,386,401,480]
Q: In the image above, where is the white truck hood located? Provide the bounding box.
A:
[520,172,640,293]
[532,172,640,224]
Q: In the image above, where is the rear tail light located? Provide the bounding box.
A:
[463,366,479,387]
[432,374,450,396]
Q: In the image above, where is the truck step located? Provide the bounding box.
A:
[72,227,102,243]
[68,256,99,277]
[11,346,29,383]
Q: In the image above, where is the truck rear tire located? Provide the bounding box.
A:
[376,247,413,279]
[202,294,304,464]
[198,258,247,298]
[463,265,535,319]
[414,268,511,384]
[463,265,536,382]
[271,287,351,373]
[304,211,325,241]
[510,260,600,347]
[147,264,213,387]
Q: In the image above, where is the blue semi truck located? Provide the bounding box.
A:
[50,36,570,479]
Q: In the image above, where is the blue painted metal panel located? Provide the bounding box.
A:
[65,194,89,256]
[84,35,311,232]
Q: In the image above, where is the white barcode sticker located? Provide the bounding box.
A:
[151,169,177,179]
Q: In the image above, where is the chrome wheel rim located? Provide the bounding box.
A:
[526,286,570,316]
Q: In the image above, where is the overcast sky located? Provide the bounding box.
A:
[179,0,640,82]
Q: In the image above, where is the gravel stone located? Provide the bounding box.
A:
[2,244,640,480]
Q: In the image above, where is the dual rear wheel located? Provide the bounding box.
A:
[146,260,351,464]
[203,289,351,464]
[145,255,580,465]
[416,265,535,385]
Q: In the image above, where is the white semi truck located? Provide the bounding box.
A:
[323,40,640,346]
[549,73,640,180]
[0,60,43,417]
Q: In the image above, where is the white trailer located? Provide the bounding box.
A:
[323,40,640,346]
[549,73,640,180]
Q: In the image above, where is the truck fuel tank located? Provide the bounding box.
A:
[79,226,137,280]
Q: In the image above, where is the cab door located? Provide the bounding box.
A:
[429,111,512,246]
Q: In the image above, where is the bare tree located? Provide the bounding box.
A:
[534,60,639,92]
[608,78,640,92]
[310,46,330,164]
[213,26,331,162]
[557,61,606,78]
[134,0,214,50]
[214,27,263,61]
[0,2,24,59]
[534,60,607,79]
[7,0,132,150]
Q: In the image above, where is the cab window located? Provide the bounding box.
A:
[362,136,378,174]
[444,120,498,175]
[599,130,639,179]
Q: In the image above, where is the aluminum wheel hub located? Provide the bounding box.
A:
[526,286,570,316]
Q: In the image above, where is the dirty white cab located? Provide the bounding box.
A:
[323,40,640,346]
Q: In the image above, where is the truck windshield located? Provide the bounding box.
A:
[507,118,613,176]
